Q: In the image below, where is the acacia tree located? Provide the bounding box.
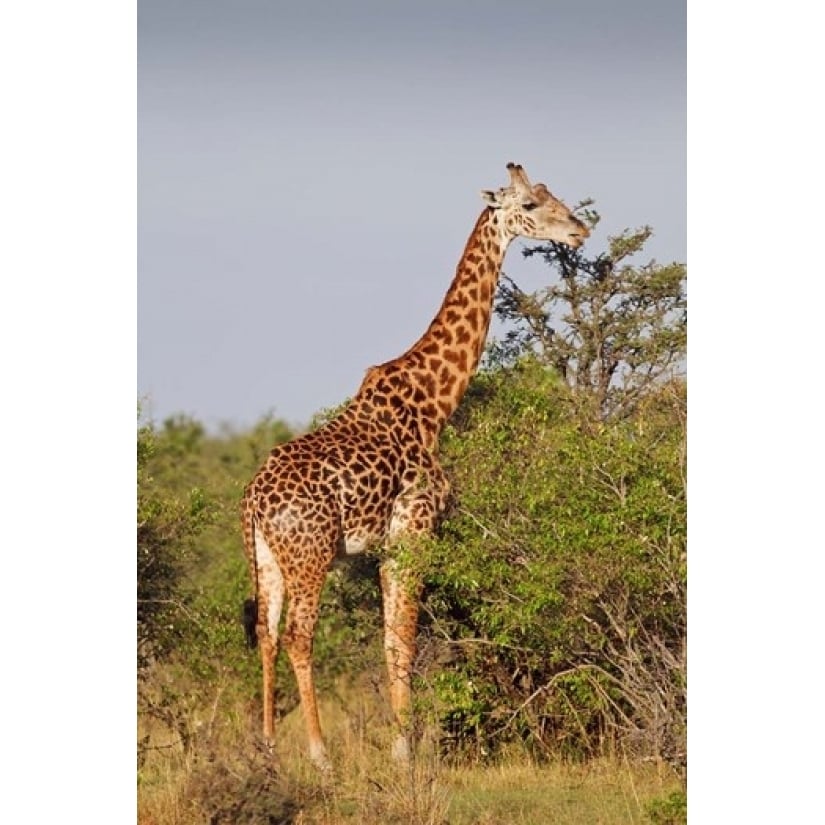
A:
[490,206,686,420]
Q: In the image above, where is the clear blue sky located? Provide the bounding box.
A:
[138,0,686,430]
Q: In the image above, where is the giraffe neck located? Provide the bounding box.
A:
[353,207,511,447]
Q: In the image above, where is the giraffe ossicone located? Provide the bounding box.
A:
[241,163,589,771]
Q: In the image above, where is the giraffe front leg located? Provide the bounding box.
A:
[380,557,423,763]
[381,458,448,761]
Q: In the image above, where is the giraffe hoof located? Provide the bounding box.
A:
[309,742,333,775]
[391,735,411,763]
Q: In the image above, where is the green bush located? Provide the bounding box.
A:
[137,420,212,672]
[416,360,685,765]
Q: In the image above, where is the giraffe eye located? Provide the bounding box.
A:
[522,202,537,211]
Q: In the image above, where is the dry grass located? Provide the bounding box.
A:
[138,682,683,825]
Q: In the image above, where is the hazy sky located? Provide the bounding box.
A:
[138,0,685,431]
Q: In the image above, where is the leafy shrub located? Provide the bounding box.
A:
[416,360,686,766]
[137,421,212,672]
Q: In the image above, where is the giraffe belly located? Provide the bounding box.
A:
[340,529,382,556]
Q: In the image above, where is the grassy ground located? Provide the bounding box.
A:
[138,686,684,825]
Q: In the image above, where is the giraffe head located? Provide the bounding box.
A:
[481,162,590,248]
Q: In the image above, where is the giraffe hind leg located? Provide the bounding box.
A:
[282,581,332,773]
[254,527,286,749]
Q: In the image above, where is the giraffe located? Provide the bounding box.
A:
[241,162,589,771]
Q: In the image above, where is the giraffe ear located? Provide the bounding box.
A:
[481,189,500,206]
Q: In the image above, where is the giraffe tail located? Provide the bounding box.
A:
[243,598,258,649]
[241,494,260,649]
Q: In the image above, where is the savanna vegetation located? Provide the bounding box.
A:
[137,207,686,824]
